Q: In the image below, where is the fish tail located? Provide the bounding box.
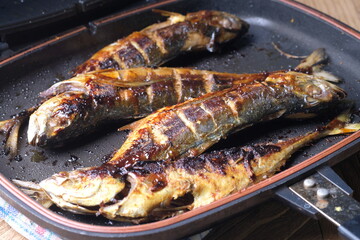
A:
[295,48,327,70]
[295,48,340,82]
[0,118,22,158]
[322,110,360,136]
[0,106,38,157]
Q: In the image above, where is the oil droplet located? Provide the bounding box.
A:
[13,155,23,162]
[68,155,79,163]
[30,150,47,162]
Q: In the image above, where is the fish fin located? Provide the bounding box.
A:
[152,9,184,18]
[93,77,166,88]
[285,113,318,119]
[312,69,341,83]
[261,109,287,121]
[118,118,146,132]
[39,80,88,99]
[152,9,186,24]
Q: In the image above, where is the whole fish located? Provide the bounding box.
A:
[73,10,249,75]
[28,68,271,147]
[13,70,346,214]
[14,111,360,221]
[24,49,335,147]
[0,48,333,155]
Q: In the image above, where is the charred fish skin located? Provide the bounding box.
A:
[105,71,346,168]
[1,48,332,153]
[46,71,345,203]
[28,68,269,147]
[99,112,360,220]
[73,10,249,75]
[15,81,350,218]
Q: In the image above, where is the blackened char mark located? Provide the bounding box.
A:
[75,59,99,74]
[128,161,169,192]
[175,149,232,175]
[112,128,165,168]
[99,58,120,70]
[117,42,146,68]
[180,75,207,100]
[54,93,92,121]
[131,160,167,175]
[241,144,281,161]
[155,22,191,54]
[149,80,178,110]
[85,77,118,106]
[131,32,162,65]
[175,156,206,175]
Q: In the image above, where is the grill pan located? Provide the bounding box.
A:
[0,0,360,239]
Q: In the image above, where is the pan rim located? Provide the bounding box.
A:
[1,0,360,236]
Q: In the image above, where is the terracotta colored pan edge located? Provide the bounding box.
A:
[0,0,360,236]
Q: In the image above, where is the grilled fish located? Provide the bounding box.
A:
[73,10,249,75]
[0,48,334,156]
[14,111,360,221]
[100,111,360,221]
[13,70,347,214]
[25,49,336,147]
[28,68,272,147]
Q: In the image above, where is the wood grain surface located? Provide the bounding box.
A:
[1,0,359,239]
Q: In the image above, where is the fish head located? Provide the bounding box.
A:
[39,167,125,211]
[28,92,93,147]
[187,10,250,44]
[292,72,346,105]
[269,71,346,106]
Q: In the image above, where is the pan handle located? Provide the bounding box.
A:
[339,216,360,240]
[277,166,360,240]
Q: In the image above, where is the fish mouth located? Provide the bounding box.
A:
[327,81,347,99]
[28,110,74,147]
[218,12,249,32]
[39,169,126,209]
[28,91,92,147]
[27,101,71,147]
[28,109,52,146]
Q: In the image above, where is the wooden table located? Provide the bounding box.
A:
[1,0,359,239]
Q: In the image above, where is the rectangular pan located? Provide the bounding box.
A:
[1,0,360,239]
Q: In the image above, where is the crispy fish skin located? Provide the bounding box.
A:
[15,111,360,220]
[104,71,346,168]
[28,47,340,147]
[73,10,249,75]
[28,68,269,146]
[100,112,360,220]
[24,71,347,213]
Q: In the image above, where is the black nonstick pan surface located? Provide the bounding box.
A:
[0,0,360,239]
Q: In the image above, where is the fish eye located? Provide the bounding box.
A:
[306,84,323,97]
